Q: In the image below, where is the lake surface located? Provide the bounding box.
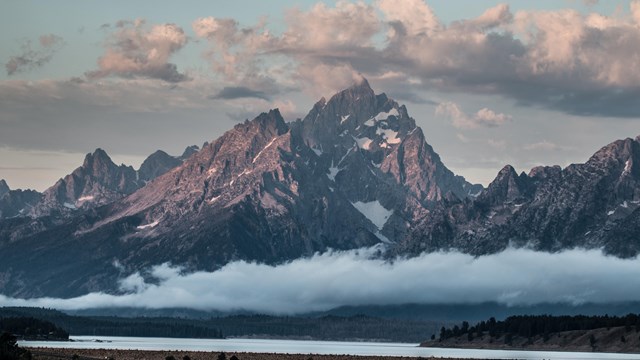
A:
[20,336,640,360]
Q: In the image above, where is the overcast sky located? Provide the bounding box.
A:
[2,0,640,191]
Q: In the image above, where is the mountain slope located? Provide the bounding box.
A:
[0,109,383,297]
[396,136,640,257]
[0,80,639,298]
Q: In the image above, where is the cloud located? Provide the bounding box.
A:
[5,34,64,75]
[488,139,507,150]
[436,102,512,129]
[192,2,381,97]
[524,140,565,151]
[185,1,640,117]
[192,16,273,83]
[377,0,441,36]
[1,247,639,314]
[209,86,270,101]
[86,19,188,82]
[456,133,470,143]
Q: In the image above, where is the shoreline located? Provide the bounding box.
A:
[27,348,468,360]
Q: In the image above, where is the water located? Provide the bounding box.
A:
[20,336,640,360]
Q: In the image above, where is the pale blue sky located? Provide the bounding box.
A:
[1,0,639,190]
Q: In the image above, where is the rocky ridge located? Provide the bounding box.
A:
[0,80,639,298]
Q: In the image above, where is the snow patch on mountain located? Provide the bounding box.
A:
[253,137,277,163]
[137,220,159,230]
[351,200,393,230]
[623,159,632,175]
[63,202,77,210]
[327,162,340,181]
[376,127,401,145]
[354,137,373,150]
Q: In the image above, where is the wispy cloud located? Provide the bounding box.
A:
[436,102,512,129]
[524,140,566,151]
[5,34,64,75]
[1,247,639,314]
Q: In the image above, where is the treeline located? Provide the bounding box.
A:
[203,314,440,342]
[0,332,32,360]
[437,314,640,341]
[0,316,68,340]
[0,308,223,339]
[0,307,442,342]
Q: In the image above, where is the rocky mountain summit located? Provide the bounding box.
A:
[0,146,200,220]
[0,180,41,219]
[0,79,638,298]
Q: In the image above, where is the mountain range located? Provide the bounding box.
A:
[1,78,639,298]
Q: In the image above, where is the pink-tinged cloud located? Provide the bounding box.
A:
[187,1,640,117]
[436,101,512,129]
[87,20,188,82]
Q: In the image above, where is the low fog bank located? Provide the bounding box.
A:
[2,247,639,314]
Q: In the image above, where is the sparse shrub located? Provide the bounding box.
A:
[230,355,239,360]
[183,356,191,360]
[217,352,226,360]
[166,356,176,360]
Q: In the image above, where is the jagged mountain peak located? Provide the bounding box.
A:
[589,137,639,163]
[82,148,112,166]
[251,109,288,134]
[180,145,200,160]
[299,80,480,206]
[528,165,562,180]
[0,179,9,197]
[138,150,182,183]
[496,165,518,179]
[478,164,530,206]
